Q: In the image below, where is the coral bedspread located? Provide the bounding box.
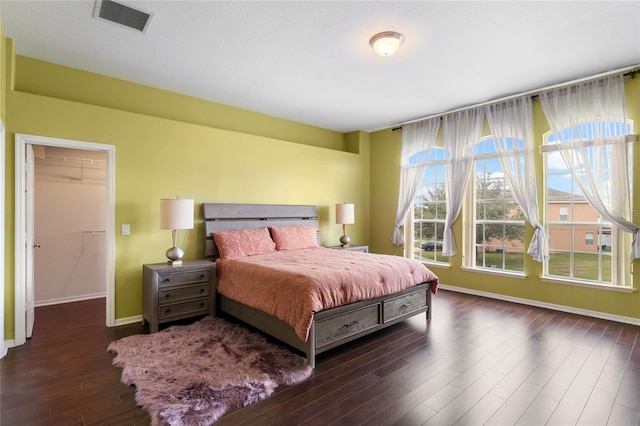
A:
[215,247,439,341]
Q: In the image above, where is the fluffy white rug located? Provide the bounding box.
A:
[108,316,312,425]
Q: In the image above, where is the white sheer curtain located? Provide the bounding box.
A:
[392,118,440,246]
[540,74,640,260]
[486,97,549,262]
[442,109,484,256]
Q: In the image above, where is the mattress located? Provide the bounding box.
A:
[215,247,438,341]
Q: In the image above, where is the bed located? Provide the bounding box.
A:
[204,203,438,367]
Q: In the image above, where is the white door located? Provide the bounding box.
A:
[25,144,35,338]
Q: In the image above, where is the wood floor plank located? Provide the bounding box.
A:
[577,388,617,426]
[608,403,640,426]
[515,393,559,425]
[539,347,591,401]
[356,368,460,425]
[486,381,542,426]
[422,370,504,425]
[546,365,602,425]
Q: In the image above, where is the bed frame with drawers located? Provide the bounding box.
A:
[203,203,433,368]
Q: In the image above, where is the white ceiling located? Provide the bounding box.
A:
[1,1,639,133]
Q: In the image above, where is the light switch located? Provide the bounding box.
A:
[122,224,131,236]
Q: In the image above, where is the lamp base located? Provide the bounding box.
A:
[340,235,351,248]
[166,246,184,266]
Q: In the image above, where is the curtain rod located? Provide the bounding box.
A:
[391,64,640,132]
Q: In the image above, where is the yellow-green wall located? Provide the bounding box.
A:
[371,76,640,321]
[3,51,370,339]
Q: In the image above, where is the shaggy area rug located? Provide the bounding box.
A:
[108,316,312,426]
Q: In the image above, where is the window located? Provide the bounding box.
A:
[559,206,568,221]
[585,232,594,246]
[411,148,448,263]
[544,121,632,286]
[468,138,525,273]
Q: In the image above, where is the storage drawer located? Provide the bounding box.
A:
[383,290,427,323]
[157,269,210,287]
[316,304,380,348]
[158,298,211,320]
[159,284,210,304]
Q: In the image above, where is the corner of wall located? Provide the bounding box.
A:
[345,131,365,154]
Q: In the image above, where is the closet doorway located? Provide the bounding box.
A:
[14,134,115,347]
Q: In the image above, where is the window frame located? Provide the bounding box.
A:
[542,121,634,288]
[409,147,449,265]
[462,136,526,275]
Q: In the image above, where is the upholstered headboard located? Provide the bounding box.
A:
[203,203,319,259]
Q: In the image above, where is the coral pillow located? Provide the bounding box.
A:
[213,227,276,258]
[271,225,319,250]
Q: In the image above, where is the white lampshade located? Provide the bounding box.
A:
[336,203,355,225]
[369,31,404,56]
[160,198,194,230]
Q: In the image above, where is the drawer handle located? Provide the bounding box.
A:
[165,294,171,298]
[200,274,205,278]
[200,288,205,293]
[200,303,205,308]
[343,321,359,328]
[163,278,171,283]
[165,309,171,314]
[401,302,414,308]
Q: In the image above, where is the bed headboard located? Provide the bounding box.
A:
[203,203,319,259]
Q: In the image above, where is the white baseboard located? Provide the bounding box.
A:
[114,315,143,327]
[35,292,106,307]
[2,339,15,355]
[438,284,640,326]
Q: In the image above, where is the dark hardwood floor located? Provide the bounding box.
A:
[2,290,639,425]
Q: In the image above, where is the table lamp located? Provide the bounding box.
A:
[160,197,194,266]
[336,203,355,248]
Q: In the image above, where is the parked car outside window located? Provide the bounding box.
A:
[421,241,443,251]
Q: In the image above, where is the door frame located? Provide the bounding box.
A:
[14,134,116,346]
[0,121,5,357]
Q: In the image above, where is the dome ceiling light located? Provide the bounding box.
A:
[369,31,404,56]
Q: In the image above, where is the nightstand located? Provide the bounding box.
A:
[142,260,216,333]
[327,245,369,253]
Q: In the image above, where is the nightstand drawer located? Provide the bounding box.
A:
[159,284,210,304]
[157,269,210,287]
[159,298,211,320]
[316,304,380,348]
[383,290,427,323]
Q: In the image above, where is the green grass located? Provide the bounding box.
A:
[548,252,611,282]
[477,252,524,272]
[415,248,610,282]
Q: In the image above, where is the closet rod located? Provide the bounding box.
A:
[391,64,640,132]
[44,154,106,165]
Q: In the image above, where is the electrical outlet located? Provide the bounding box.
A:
[122,224,130,236]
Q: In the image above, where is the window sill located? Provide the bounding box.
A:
[542,277,637,293]
[460,267,527,279]
[418,260,450,269]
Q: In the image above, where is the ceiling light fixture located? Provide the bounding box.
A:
[369,31,404,56]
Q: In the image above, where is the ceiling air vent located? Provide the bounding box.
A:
[93,0,153,33]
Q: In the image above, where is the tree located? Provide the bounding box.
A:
[413,173,525,246]
[475,173,524,246]
[414,183,446,242]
